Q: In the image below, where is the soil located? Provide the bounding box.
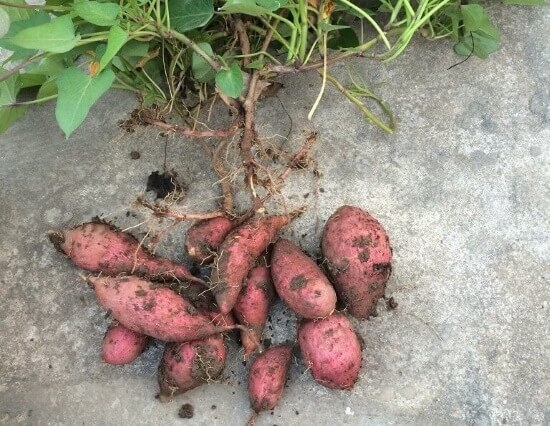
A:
[146,170,185,199]
[178,403,194,419]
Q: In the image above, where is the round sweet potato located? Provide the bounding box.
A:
[88,276,240,342]
[248,345,293,413]
[233,265,275,360]
[101,321,149,365]
[321,206,392,318]
[158,334,226,402]
[185,217,235,264]
[271,239,336,319]
[298,313,362,390]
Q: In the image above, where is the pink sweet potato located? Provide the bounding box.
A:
[298,313,362,390]
[248,345,293,413]
[49,222,203,284]
[233,265,275,360]
[87,276,241,342]
[211,215,290,314]
[271,239,336,319]
[321,206,392,318]
[101,320,149,365]
[185,217,235,264]
[158,334,226,402]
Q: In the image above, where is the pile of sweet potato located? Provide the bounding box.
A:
[49,205,393,421]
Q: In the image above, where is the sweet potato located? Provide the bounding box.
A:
[101,320,149,365]
[298,313,362,390]
[158,334,226,402]
[271,239,336,319]
[233,265,275,360]
[49,222,204,284]
[211,215,290,314]
[87,276,242,342]
[185,217,235,264]
[248,345,293,413]
[321,206,392,318]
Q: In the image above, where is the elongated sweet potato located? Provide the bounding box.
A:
[298,313,361,390]
[158,334,226,402]
[101,320,149,365]
[248,345,293,413]
[233,265,275,360]
[87,276,241,342]
[321,206,392,318]
[271,239,336,319]
[49,222,203,284]
[185,217,235,264]
[211,215,290,314]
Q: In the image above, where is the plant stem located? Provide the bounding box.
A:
[298,0,308,62]
[0,0,69,11]
[10,94,57,106]
[337,0,391,50]
[307,32,327,120]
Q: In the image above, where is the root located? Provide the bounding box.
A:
[136,198,225,222]
[143,115,240,139]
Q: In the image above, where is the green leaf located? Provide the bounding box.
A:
[37,78,58,99]
[0,12,50,60]
[461,4,485,32]
[319,22,350,32]
[27,56,65,77]
[454,32,500,59]
[19,73,46,89]
[192,42,216,82]
[0,8,10,38]
[73,0,120,26]
[55,66,115,138]
[257,0,288,9]
[220,0,272,16]
[99,25,128,72]
[327,27,360,50]
[0,105,26,134]
[168,0,214,32]
[2,0,33,22]
[10,15,79,53]
[246,59,265,69]
[215,63,244,98]
[0,68,20,106]
[119,40,149,58]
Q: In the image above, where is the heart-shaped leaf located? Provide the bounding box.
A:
[55,66,115,138]
[9,15,79,53]
[73,0,120,26]
[215,63,244,98]
[168,0,214,32]
[192,42,216,82]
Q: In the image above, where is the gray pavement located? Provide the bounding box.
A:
[1,5,549,426]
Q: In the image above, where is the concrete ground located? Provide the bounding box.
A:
[1,5,548,426]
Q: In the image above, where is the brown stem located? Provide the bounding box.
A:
[278,131,318,183]
[143,116,240,139]
[235,19,251,67]
[0,53,46,82]
[212,139,235,214]
[136,198,225,221]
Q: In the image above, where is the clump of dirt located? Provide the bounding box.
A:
[178,403,194,419]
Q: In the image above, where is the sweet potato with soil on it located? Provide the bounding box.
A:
[248,345,293,414]
[321,206,392,319]
[48,222,204,284]
[87,276,243,342]
[233,265,275,360]
[158,334,226,402]
[298,312,362,390]
[101,320,149,365]
[211,215,290,314]
[271,239,336,319]
[185,217,235,264]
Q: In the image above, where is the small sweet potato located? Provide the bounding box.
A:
[101,320,149,365]
[248,345,293,413]
[298,313,362,390]
[271,239,336,319]
[88,276,241,342]
[158,334,226,402]
[185,217,235,264]
[233,265,275,360]
[321,206,392,318]
[211,215,290,314]
[49,222,203,284]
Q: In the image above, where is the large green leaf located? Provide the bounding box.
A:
[55,67,115,138]
[0,12,50,60]
[9,15,79,53]
[0,8,9,38]
[19,73,46,89]
[221,0,288,15]
[73,0,120,26]
[99,25,128,72]
[2,0,34,22]
[168,0,214,32]
[215,63,243,98]
[454,32,500,59]
[192,42,216,83]
[460,4,499,40]
[0,105,26,134]
[37,78,58,99]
